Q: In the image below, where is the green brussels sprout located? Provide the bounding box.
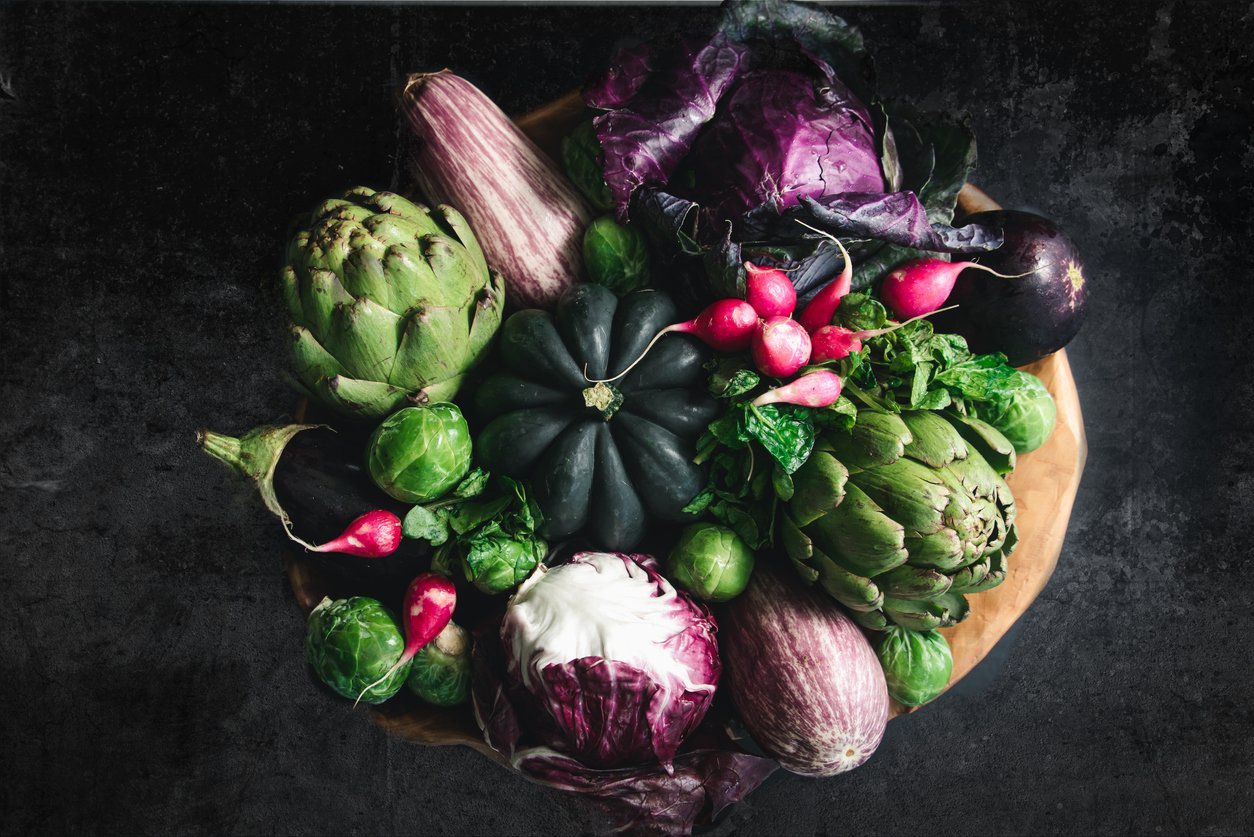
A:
[969,370,1057,454]
[459,524,546,595]
[305,596,410,704]
[367,403,473,503]
[406,621,472,707]
[582,215,650,295]
[875,627,953,707]
[665,523,756,602]
[561,119,613,211]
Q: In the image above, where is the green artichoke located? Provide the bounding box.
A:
[281,187,505,419]
[780,408,1019,632]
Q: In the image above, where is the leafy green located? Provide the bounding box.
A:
[561,119,614,211]
[583,215,650,294]
[428,476,546,595]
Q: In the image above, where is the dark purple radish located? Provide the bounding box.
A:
[809,305,959,363]
[354,572,457,706]
[589,297,757,383]
[930,210,1088,366]
[752,316,812,379]
[751,370,843,408]
[745,261,797,319]
[310,510,402,558]
[796,224,853,333]
[880,258,1034,320]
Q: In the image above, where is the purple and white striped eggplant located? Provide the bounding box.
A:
[721,564,888,776]
[401,71,591,310]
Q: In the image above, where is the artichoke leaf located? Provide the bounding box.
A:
[900,410,968,468]
[316,375,410,420]
[422,235,483,307]
[944,411,1016,475]
[806,482,908,578]
[340,250,391,310]
[381,244,443,314]
[290,326,344,385]
[877,563,954,600]
[778,511,815,564]
[903,529,965,571]
[279,265,303,324]
[853,457,950,536]
[850,608,890,631]
[946,556,990,594]
[789,450,849,526]
[325,296,403,382]
[432,205,490,279]
[824,410,910,470]
[811,545,883,612]
[465,275,506,366]
[301,268,353,341]
[364,212,438,248]
[390,306,467,390]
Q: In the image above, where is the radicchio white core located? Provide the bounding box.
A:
[500,552,720,770]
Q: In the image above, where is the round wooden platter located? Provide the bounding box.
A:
[283,91,1088,748]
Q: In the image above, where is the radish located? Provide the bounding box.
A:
[590,297,758,383]
[796,224,853,333]
[809,305,959,363]
[752,316,812,379]
[309,510,402,558]
[744,261,797,319]
[751,370,843,408]
[355,572,457,705]
[881,258,1035,320]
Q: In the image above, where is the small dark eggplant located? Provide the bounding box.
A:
[930,210,1088,366]
[198,424,427,587]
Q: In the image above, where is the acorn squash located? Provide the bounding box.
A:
[474,284,719,550]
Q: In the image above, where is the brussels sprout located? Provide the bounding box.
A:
[305,596,410,704]
[665,523,755,602]
[970,370,1057,454]
[582,215,650,295]
[367,403,473,503]
[874,627,953,707]
[561,119,613,211]
[459,524,546,595]
[406,621,472,707]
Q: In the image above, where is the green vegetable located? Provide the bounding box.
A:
[666,523,756,602]
[406,621,472,707]
[280,186,504,420]
[780,407,1018,632]
[561,119,613,211]
[875,627,953,707]
[968,370,1057,454]
[429,476,548,595]
[367,403,473,503]
[582,215,650,294]
[305,596,410,704]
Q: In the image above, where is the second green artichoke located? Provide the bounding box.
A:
[281,187,505,419]
[779,408,1019,632]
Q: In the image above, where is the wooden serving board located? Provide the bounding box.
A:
[283,90,1087,745]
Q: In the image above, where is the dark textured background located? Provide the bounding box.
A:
[2,2,1251,834]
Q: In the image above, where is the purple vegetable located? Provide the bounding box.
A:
[498,551,720,770]
[475,550,775,834]
[689,68,884,220]
[721,564,888,776]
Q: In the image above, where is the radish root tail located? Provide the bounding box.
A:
[584,326,676,384]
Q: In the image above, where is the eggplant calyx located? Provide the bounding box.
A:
[197,423,327,550]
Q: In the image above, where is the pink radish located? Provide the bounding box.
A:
[796,225,853,333]
[881,258,1035,320]
[751,370,843,408]
[745,261,797,319]
[309,510,402,558]
[809,305,959,363]
[590,297,758,383]
[752,316,812,379]
[354,572,457,705]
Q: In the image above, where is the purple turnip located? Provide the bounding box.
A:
[930,210,1088,365]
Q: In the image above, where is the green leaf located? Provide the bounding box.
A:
[452,467,490,499]
[402,504,450,545]
[743,404,816,474]
[772,464,795,501]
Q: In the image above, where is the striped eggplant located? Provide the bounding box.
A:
[720,563,888,776]
[401,71,591,310]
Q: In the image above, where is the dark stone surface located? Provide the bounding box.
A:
[1,2,1251,834]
